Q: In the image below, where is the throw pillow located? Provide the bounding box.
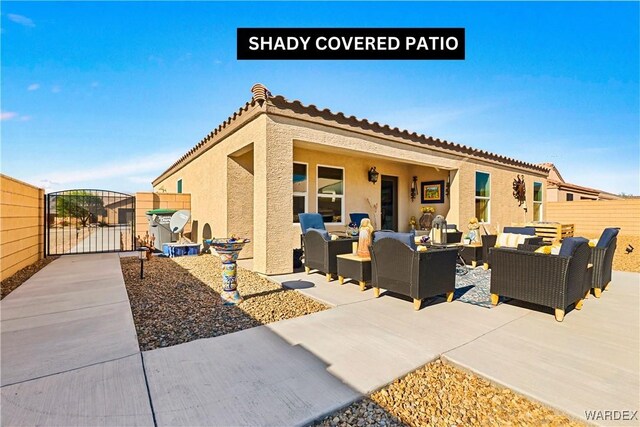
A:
[535,246,553,255]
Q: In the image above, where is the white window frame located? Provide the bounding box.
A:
[475,171,491,224]
[293,162,308,223]
[316,164,345,225]
[533,181,543,221]
[177,178,183,194]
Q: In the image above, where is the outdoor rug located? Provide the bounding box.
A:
[453,267,506,308]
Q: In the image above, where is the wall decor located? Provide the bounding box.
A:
[512,174,527,207]
[421,180,445,204]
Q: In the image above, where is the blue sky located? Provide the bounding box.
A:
[2,1,638,194]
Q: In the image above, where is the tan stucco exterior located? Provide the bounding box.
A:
[153,86,547,275]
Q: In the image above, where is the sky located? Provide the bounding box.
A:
[2,1,639,195]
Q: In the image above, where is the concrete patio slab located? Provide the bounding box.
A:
[270,270,377,307]
[1,354,154,427]
[143,326,360,427]
[443,271,640,426]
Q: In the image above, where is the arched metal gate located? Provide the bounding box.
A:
[45,190,135,256]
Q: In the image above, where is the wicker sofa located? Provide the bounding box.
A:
[489,237,592,322]
[482,226,544,270]
[590,227,619,297]
[370,232,458,310]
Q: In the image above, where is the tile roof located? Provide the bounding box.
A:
[153,84,548,185]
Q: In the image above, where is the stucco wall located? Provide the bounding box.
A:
[290,145,450,248]
[455,160,547,234]
[1,174,44,281]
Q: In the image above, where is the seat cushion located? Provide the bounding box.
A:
[349,213,369,227]
[373,230,416,250]
[504,226,536,236]
[299,213,326,233]
[559,237,589,257]
[596,227,620,249]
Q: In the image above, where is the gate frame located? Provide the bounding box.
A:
[44,189,136,257]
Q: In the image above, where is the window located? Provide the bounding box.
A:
[475,171,490,223]
[533,182,543,221]
[566,193,573,201]
[293,162,307,223]
[177,179,183,194]
[317,165,344,224]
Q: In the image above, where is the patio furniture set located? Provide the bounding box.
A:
[299,212,620,322]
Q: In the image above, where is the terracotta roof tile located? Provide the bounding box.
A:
[153,85,548,184]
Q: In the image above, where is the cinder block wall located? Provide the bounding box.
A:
[1,174,45,281]
[547,199,640,236]
[134,192,191,241]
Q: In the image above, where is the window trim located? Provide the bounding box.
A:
[316,164,345,225]
[474,170,491,224]
[533,181,543,221]
[177,178,183,194]
[293,161,309,223]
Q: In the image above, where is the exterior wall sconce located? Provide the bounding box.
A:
[368,167,379,184]
[445,174,451,198]
[410,176,418,201]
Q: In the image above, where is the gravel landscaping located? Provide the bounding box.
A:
[315,359,583,427]
[1,256,59,300]
[120,255,328,351]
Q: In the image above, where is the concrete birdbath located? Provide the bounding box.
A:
[205,237,250,305]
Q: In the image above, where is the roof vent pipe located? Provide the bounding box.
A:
[250,83,271,104]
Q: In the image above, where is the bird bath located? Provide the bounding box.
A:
[205,238,250,305]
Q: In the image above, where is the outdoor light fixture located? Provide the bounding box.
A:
[410,176,418,201]
[137,247,148,279]
[368,167,379,184]
[445,174,451,198]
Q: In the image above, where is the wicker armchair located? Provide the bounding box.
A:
[482,227,544,270]
[489,237,592,322]
[591,227,620,297]
[302,229,353,281]
[370,236,458,310]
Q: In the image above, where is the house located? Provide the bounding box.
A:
[152,84,548,275]
[540,163,622,202]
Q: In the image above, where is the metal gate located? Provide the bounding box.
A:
[45,190,136,256]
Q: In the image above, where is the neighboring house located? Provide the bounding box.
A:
[539,163,622,202]
[152,84,548,275]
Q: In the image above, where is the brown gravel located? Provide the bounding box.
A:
[1,256,59,300]
[120,255,327,351]
[316,359,583,427]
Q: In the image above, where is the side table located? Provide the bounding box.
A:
[460,244,483,268]
[336,253,372,291]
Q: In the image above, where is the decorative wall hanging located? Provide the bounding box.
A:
[421,180,445,204]
[513,174,527,207]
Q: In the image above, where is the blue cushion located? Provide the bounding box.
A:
[504,226,536,236]
[299,213,325,233]
[306,228,330,241]
[559,237,589,257]
[596,227,620,249]
[349,213,369,227]
[373,230,416,250]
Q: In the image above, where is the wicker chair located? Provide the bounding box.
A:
[591,227,619,298]
[302,229,353,281]
[482,226,544,270]
[489,237,592,322]
[370,236,458,310]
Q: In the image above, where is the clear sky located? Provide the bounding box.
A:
[2,1,639,195]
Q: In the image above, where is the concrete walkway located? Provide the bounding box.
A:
[0,254,153,426]
[2,254,638,426]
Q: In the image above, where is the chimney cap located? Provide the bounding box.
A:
[250,83,271,103]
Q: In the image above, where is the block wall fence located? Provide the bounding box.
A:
[546,199,640,237]
[1,175,45,281]
[134,192,191,242]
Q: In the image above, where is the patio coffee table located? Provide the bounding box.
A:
[460,243,483,268]
[336,253,371,291]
